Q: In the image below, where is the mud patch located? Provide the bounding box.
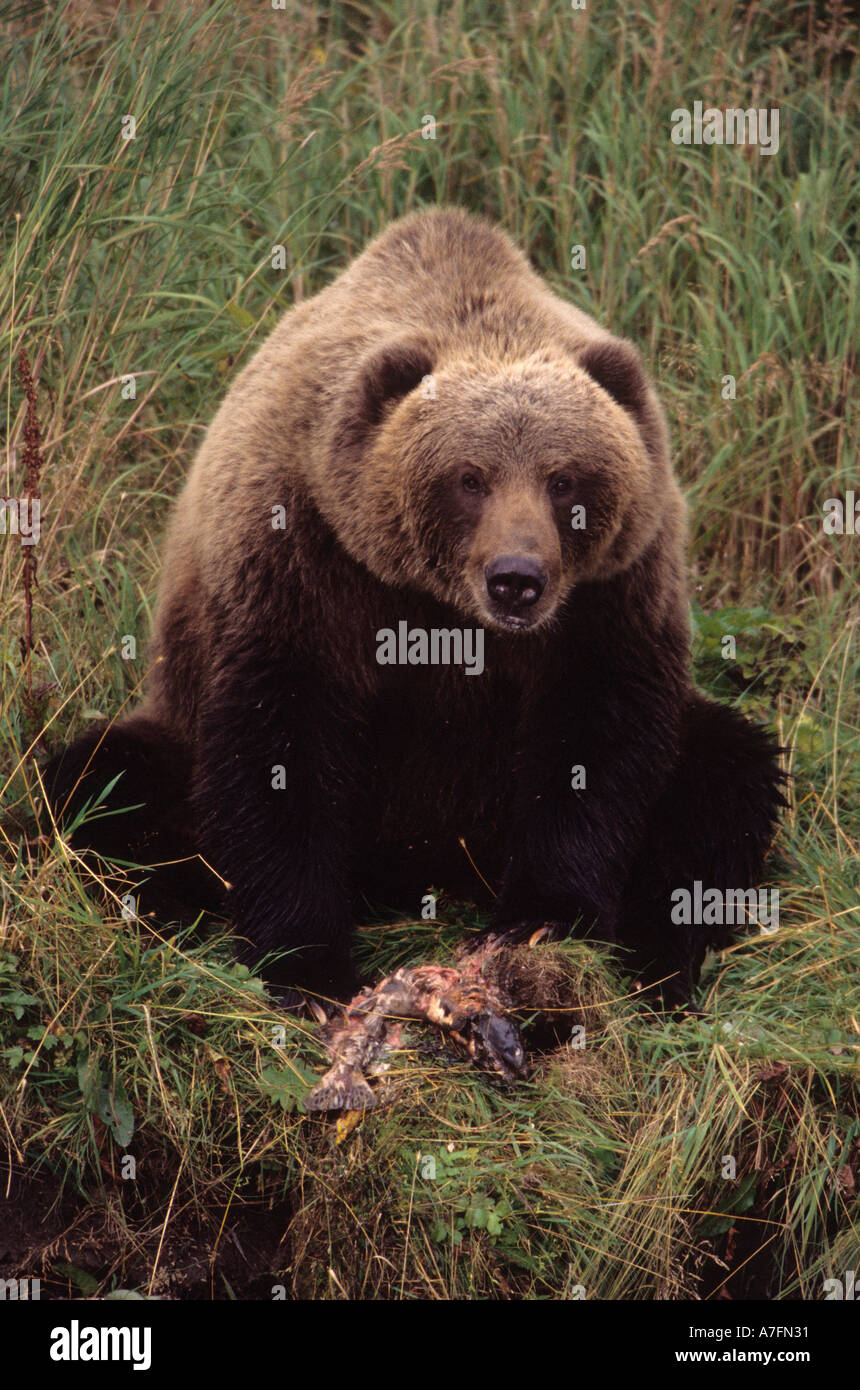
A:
[0,1160,295,1300]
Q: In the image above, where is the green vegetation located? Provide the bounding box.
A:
[1,0,857,1298]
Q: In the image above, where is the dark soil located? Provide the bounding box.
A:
[0,1160,294,1300]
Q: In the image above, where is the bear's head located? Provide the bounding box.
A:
[323,335,681,634]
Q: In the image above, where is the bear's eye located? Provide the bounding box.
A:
[550,476,573,497]
[461,473,484,495]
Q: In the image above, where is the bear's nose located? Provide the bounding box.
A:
[485,555,547,610]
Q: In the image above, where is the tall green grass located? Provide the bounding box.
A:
[1,0,857,1299]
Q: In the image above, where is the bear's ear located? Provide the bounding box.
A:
[328,337,436,479]
[357,339,435,427]
[578,337,667,463]
[578,338,649,418]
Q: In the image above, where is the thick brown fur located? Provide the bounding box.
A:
[47,208,783,1006]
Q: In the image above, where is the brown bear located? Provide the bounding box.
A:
[48,207,783,1007]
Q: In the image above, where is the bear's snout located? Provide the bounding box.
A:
[484,554,547,618]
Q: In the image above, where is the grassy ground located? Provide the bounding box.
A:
[1,0,857,1299]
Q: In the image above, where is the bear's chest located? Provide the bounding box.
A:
[369,663,521,795]
[356,664,522,897]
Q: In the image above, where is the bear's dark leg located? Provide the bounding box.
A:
[45,712,225,922]
[191,649,363,1003]
[487,616,688,953]
[617,694,784,1007]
